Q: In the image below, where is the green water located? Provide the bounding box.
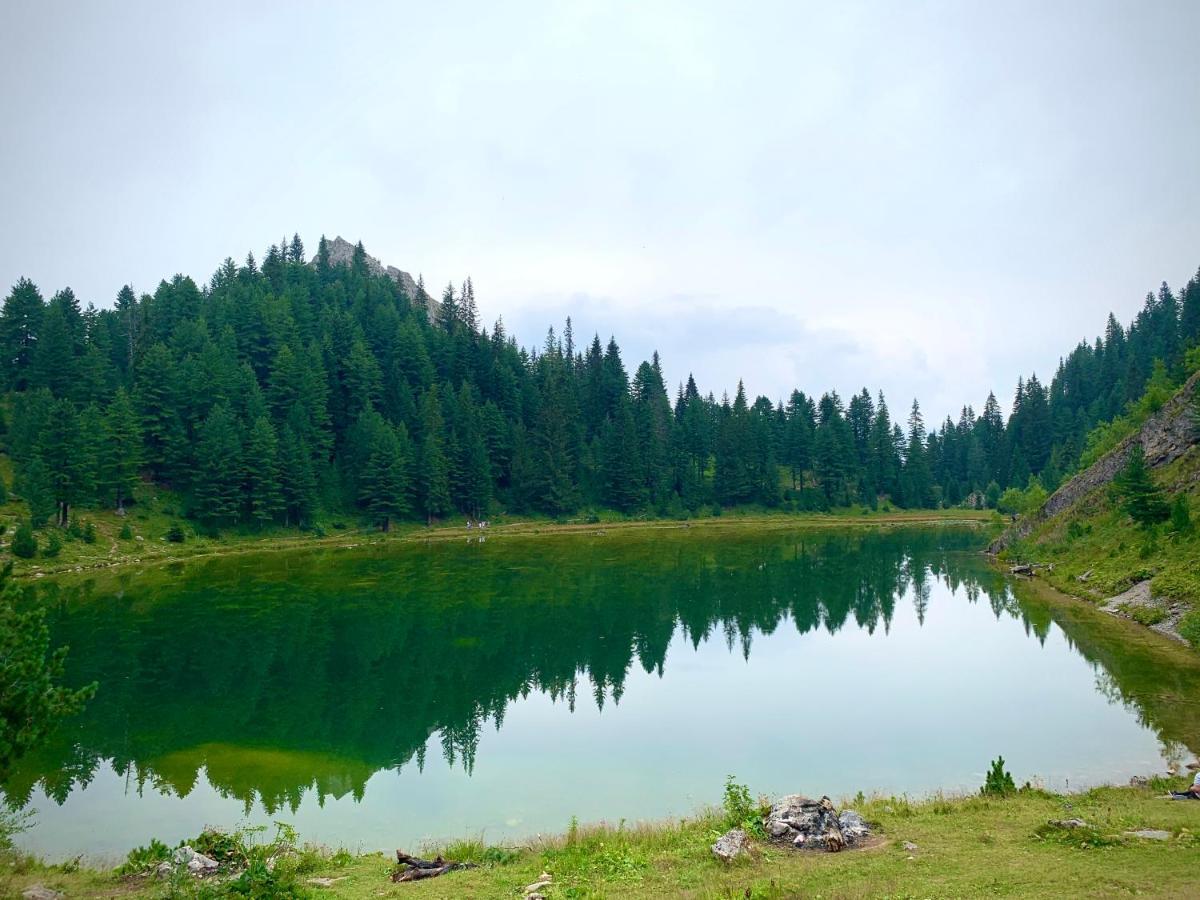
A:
[5,525,1199,861]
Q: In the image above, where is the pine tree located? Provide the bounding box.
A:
[358,413,411,530]
[245,417,284,526]
[103,388,142,510]
[1114,445,1169,527]
[0,278,44,391]
[417,388,452,523]
[193,404,244,525]
[902,399,933,508]
[39,398,85,526]
[278,427,318,526]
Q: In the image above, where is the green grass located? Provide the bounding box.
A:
[6,782,1200,898]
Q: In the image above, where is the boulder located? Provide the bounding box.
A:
[21,887,64,900]
[1050,818,1092,829]
[711,827,751,863]
[764,795,870,851]
[173,845,219,875]
[1129,775,1150,787]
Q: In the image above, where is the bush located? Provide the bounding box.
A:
[118,522,133,540]
[116,838,171,875]
[1180,608,1200,648]
[11,522,37,559]
[722,775,767,838]
[165,523,186,543]
[981,756,1016,796]
[43,531,63,558]
[1170,495,1192,536]
[82,520,96,543]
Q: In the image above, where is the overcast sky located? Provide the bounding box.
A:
[2,1,1198,423]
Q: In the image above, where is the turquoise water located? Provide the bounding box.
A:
[4,525,1194,862]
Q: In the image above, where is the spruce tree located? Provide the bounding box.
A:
[0,278,44,391]
[103,387,142,510]
[193,404,244,525]
[417,388,452,523]
[245,416,284,526]
[1114,445,1169,527]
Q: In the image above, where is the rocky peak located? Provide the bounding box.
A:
[312,236,432,313]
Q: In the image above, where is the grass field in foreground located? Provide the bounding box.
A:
[6,780,1200,899]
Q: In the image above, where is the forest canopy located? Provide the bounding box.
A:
[2,236,1198,531]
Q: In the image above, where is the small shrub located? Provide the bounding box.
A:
[119,522,133,540]
[116,838,171,875]
[711,503,723,517]
[981,756,1016,797]
[12,522,37,558]
[165,523,186,543]
[82,520,96,543]
[43,531,63,558]
[67,519,84,540]
[722,775,767,838]
[1170,496,1193,536]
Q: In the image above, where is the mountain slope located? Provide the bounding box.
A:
[993,369,1200,645]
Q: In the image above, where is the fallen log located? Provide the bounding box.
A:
[391,851,477,883]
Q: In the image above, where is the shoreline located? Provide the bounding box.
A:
[14,508,998,580]
[6,779,1200,898]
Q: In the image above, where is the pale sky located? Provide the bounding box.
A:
[2,0,1198,422]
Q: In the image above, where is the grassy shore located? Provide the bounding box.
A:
[0,480,998,578]
[1004,445,1200,648]
[6,781,1200,899]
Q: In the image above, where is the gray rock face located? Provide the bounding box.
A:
[711,827,751,862]
[312,236,431,315]
[991,370,1199,553]
[764,795,870,851]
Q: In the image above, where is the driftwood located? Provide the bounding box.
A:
[1010,562,1053,576]
[391,851,477,883]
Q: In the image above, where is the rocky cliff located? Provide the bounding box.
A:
[990,369,1200,552]
[312,236,437,317]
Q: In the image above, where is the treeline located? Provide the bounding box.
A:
[1,236,1197,530]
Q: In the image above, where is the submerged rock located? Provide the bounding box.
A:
[711,827,751,863]
[764,795,870,851]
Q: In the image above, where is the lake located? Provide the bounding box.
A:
[5,524,1198,862]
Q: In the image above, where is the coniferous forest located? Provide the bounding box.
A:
[2,235,1198,533]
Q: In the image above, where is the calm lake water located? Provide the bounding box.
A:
[6,525,1199,861]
